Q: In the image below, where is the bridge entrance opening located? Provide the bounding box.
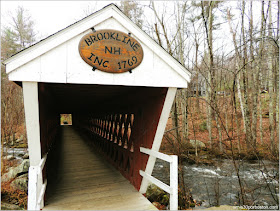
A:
[39,82,168,187]
[38,82,168,209]
[60,114,72,125]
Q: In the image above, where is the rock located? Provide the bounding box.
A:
[6,155,16,161]
[1,159,30,183]
[16,135,24,143]
[11,173,28,192]
[22,153,29,159]
[1,202,23,210]
[201,200,210,208]
[189,140,206,148]
[20,135,24,141]
[146,184,169,206]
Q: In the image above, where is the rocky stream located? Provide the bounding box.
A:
[2,147,279,210]
[152,158,279,208]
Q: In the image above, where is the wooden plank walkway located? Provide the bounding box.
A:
[44,126,156,210]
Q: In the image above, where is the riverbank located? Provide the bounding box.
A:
[1,148,29,210]
[151,158,279,209]
[1,202,24,210]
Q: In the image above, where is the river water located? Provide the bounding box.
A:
[2,147,28,160]
[152,159,279,208]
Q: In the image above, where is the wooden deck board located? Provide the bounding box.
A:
[44,126,156,210]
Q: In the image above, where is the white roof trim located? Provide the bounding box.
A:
[112,6,191,80]
[4,4,191,82]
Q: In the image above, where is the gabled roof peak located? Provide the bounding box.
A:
[4,4,121,63]
[4,3,191,88]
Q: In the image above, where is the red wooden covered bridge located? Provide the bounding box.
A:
[3,4,191,210]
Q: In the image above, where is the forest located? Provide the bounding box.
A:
[1,0,279,210]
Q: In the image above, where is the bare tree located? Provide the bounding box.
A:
[119,0,144,29]
[268,1,275,153]
[11,6,36,49]
[1,6,36,149]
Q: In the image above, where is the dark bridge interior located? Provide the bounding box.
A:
[39,82,168,190]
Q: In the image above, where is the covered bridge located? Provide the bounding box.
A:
[3,4,191,210]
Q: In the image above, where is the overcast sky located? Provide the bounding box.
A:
[1,1,120,39]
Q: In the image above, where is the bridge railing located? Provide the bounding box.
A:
[28,153,48,210]
[139,147,178,210]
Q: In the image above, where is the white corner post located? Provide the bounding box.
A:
[139,87,177,193]
[22,82,44,210]
[23,82,42,166]
[170,155,178,210]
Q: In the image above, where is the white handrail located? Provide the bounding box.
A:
[39,153,47,170]
[139,147,178,210]
[37,180,47,208]
[140,147,172,162]
[28,153,48,210]
[139,170,171,193]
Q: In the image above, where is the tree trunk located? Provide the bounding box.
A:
[180,89,188,141]
[172,94,181,142]
[202,1,215,149]
[268,1,275,152]
[259,97,264,145]
[275,1,279,149]
[235,109,242,154]
[227,8,246,133]
[215,112,223,152]
[258,0,266,146]
[249,1,257,149]
[241,1,253,151]
[236,74,246,131]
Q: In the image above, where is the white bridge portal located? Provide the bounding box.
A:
[3,4,191,210]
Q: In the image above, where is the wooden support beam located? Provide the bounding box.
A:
[22,82,42,166]
[27,166,39,210]
[23,82,44,210]
[139,87,177,193]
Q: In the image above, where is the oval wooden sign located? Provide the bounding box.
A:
[79,29,144,73]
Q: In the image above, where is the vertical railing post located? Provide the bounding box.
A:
[170,155,178,210]
[28,166,39,210]
[37,170,44,209]
[38,153,47,209]
[28,154,47,210]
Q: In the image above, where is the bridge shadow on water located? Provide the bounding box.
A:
[44,126,156,210]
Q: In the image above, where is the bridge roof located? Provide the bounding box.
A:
[4,4,191,88]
